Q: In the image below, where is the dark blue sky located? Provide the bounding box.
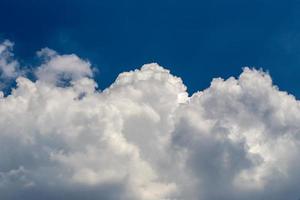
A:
[1,0,300,96]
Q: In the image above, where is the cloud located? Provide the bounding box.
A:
[1,41,300,200]
[36,48,93,85]
[0,40,21,88]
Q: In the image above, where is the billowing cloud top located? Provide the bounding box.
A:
[0,40,300,200]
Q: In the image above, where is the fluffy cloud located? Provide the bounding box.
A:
[1,41,300,200]
[0,40,21,88]
[36,48,93,85]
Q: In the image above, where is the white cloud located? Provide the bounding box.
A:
[1,41,300,200]
[36,48,93,85]
[0,40,21,83]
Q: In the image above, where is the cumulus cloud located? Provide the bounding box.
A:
[36,48,93,85]
[0,40,21,88]
[1,40,300,200]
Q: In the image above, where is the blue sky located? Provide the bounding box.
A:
[1,0,300,96]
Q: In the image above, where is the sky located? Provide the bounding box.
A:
[1,0,300,96]
[1,1,300,200]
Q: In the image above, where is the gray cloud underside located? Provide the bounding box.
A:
[1,40,300,200]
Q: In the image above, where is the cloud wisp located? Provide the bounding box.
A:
[0,40,22,89]
[1,40,300,200]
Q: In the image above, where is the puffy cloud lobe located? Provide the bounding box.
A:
[36,48,93,85]
[1,42,300,200]
[173,69,300,200]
